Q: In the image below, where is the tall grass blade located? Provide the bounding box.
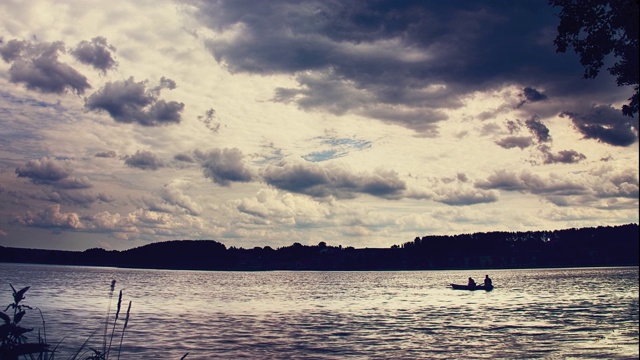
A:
[102,280,116,356]
[105,290,122,360]
[116,301,131,360]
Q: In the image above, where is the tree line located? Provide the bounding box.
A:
[0,224,637,271]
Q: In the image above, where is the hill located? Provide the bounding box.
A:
[0,224,637,271]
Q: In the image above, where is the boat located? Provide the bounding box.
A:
[450,283,493,291]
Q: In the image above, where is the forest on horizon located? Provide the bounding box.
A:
[0,223,637,271]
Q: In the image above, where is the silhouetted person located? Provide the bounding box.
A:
[484,275,492,287]
[467,277,476,288]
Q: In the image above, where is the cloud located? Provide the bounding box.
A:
[82,208,205,241]
[263,156,406,199]
[13,203,203,241]
[15,157,72,183]
[85,76,185,126]
[433,187,499,206]
[174,153,195,163]
[525,116,551,143]
[12,158,111,207]
[53,176,94,189]
[196,148,254,186]
[235,188,331,226]
[540,147,586,164]
[480,123,501,136]
[495,136,533,149]
[561,105,639,146]
[15,158,94,189]
[0,39,91,94]
[517,87,549,107]
[124,150,164,170]
[134,187,206,218]
[159,181,202,215]
[34,189,112,207]
[473,166,637,210]
[522,87,548,102]
[14,204,83,229]
[497,116,550,149]
[407,175,498,205]
[1,0,637,250]
[475,169,587,196]
[95,150,117,158]
[136,195,178,214]
[506,120,522,134]
[496,115,589,165]
[191,1,587,136]
[587,166,639,200]
[197,108,221,133]
[359,105,448,136]
[71,36,117,73]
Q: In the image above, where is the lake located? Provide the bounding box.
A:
[1,263,638,359]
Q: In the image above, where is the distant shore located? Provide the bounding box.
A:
[1,224,637,271]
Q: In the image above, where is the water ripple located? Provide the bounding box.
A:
[1,265,637,359]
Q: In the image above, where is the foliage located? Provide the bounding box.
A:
[0,284,49,359]
[0,281,135,360]
[550,0,639,117]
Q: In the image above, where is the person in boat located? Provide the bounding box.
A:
[467,277,476,288]
[484,275,492,288]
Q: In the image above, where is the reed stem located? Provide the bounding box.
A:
[106,290,122,359]
[116,301,132,360]
[103,280,116,355]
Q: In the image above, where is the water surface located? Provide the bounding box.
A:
[1,264,637,359]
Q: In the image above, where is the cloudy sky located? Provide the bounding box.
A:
[0,0,637,251]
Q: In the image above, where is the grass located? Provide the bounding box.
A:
[0,281,142,360]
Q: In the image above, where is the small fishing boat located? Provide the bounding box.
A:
[450,283,493,291]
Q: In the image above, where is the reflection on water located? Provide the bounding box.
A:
[1,264,637,359]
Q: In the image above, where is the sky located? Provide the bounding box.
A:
[0,0,637,251]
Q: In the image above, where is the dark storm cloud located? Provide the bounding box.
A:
[263,158,406,199]
[517,87,549,107]
[525,116,551,143]
[195,148,254,186]
[15,157,94,190]
[85,77,185,126]
[190,1,604,134]
[174,153,195,163]
[522,87,549,102]
[495,136,533,149]
[124,150,164,170]
[541,148,586,164]
[561,105,639,146]
[71,36,117,73]
[0,39,91,94]
[15,157,71,183]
